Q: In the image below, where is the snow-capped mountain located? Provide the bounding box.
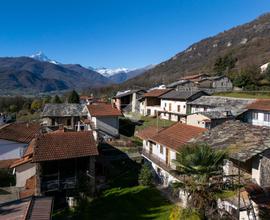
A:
[93,67,131,77]
[91,64,155,83]
[30,51,60,65]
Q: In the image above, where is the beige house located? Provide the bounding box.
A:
[186,111,233,129]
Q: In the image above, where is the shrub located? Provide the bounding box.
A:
[138,164,153,186]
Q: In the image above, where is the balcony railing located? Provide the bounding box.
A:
[141,149,173,172]
[141,149,186,181]
[41,174,77,192]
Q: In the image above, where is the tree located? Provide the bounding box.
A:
[9,104,18,113]
[173,143,229,219]
[214,54,237,76]
[30,99,42,112]
[138,164,153,186]
[68,90,80,103]
[52,95,62,104]
[43,96,52,105]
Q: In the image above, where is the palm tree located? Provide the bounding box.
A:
[173,143,229,219]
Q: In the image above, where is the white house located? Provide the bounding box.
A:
[0,123,40,161]
[136,123,206,187]
[85,103,122,138]
[244,99,270,127]
[159,90,208,122]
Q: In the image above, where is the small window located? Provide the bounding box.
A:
[252,112,258,120]
[177,105,181,112]
[160,145,164,154]
[264,113,270,122]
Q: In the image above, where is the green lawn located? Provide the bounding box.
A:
[215,91,270,99]
[53,186,174,220]
[136,116,175,132]
[76,186,174,220]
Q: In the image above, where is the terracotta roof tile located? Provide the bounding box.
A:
[32,131,98,162]
[135,127,165,140]
[247,99,270,111]
[87,103,122,117]
[143,89,172,98]
[137,123,206,151]
[0,123,40,143]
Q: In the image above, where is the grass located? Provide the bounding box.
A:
[136,116,175,132]
[74,186,175,220]
[215,91,270,99]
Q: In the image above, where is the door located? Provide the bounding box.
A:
[166,148,170,166]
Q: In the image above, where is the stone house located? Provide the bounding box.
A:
[192,120,270,219]
[41,103,88,130]
[112,89,146,113]
[140,89,172,116]
[188,96,254,118]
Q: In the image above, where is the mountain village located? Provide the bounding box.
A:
[1,4,270,219]
[0,71,270,220]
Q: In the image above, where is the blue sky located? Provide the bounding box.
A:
[0,0,270,68]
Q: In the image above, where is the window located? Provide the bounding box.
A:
[169,103,172,111]
[177,105,181,112]
[252,112,258,120]
[164,103,167,108]
[160,145,164,154]
[264,113,270,122]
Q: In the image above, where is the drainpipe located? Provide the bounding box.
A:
[238,161,240,220]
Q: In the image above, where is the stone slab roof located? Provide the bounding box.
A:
[191,120,270,162]
[143,89,172,98]
[160,90,208,101]
[197,111,233,119]
[188,96,255,116]
[167,80,191,88]
[42,103,86,117]
[114,89,145,98]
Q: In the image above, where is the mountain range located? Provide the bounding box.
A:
[93,65,155,83]
[120,13,270,89]
[1,13,270,94]
[0,52,151,94]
